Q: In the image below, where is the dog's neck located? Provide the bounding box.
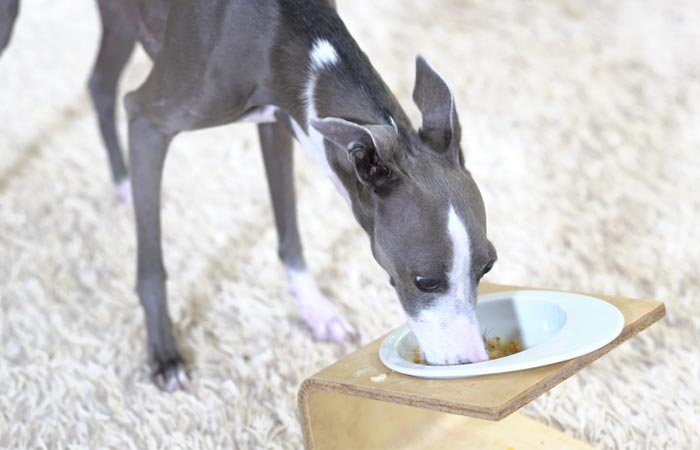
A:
[266,9,412,233]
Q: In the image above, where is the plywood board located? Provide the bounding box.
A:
[306,390,595,450]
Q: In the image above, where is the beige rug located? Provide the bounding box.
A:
[1,0,698,448]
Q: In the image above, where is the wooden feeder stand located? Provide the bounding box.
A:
[298,283,665,450]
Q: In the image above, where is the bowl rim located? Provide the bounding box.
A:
[379,289,625,379]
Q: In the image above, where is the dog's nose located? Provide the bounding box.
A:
[409,314,489,365]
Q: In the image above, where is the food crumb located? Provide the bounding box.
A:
[370,373,387,382]
[486,337,523,359]
[413,346,424,364]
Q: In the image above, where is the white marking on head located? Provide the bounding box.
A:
[310,39,339,70]
[405,204,488,364]
[446,204,471,310]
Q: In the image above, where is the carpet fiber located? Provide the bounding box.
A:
[1,0,698,448]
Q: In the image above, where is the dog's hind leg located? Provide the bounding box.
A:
[0,0,19,57]
[258,122,357,343]
[88,0,137,202]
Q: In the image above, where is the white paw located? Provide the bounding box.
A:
[288,270,358,342]
[115,178,132,204]
[298,297,357,342]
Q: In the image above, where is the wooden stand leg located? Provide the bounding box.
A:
[302,390,594,450]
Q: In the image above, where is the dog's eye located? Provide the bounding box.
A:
[415,276,443,293]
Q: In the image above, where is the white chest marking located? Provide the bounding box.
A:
[237,105,279,124]
[233,39,350,204]
[298,39,350,203]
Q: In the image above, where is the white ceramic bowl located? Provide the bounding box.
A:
[379,290,625,379]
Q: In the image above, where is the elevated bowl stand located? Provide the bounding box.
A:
[298,283,666,450]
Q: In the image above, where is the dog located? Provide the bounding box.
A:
[1,0,497,392]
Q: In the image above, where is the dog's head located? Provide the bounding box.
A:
[313,56,496,364]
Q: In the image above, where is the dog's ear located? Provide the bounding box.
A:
[413,55,462,164]
[311,117,398,193]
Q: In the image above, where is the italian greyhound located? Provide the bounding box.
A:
[1,0,497,392]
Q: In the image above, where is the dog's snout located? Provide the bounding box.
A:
[407,313,489,365]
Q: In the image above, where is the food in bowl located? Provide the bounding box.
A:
[486,337,523,359]
[412,337,523,364]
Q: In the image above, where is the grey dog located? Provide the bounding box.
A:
[0,0,497,392]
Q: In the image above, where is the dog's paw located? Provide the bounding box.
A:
[299,299,358,342]
[152,357,191,393]
[114,178,132,204]
[288,270,358,342]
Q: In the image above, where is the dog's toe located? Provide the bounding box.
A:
[302,306,358,343]
[152,358,191,393]
[288,270,359,343]
[327,317,357,342]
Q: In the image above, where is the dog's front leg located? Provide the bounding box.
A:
[258,122,357,342]
[126,93,189,392]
